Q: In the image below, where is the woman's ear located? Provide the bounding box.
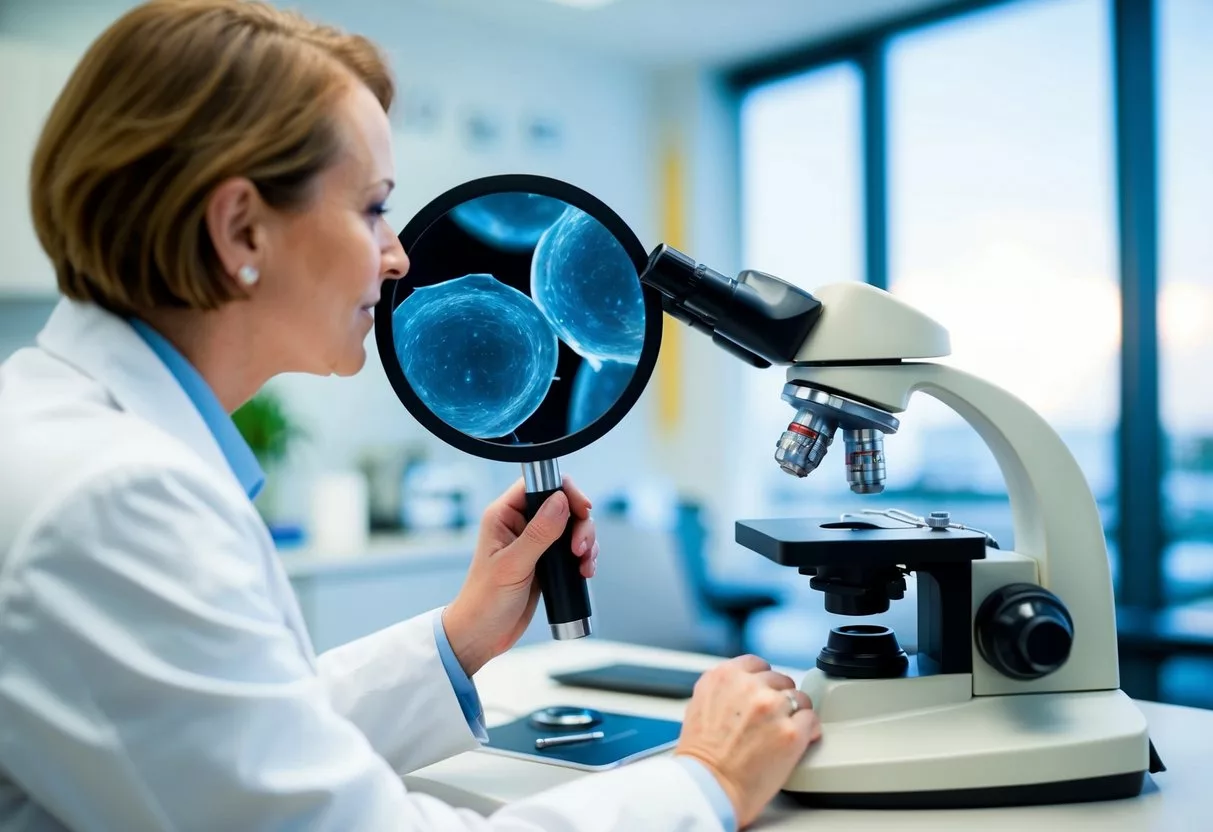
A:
[206,177,265,290]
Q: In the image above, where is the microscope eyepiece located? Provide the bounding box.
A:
[641,244,824,367]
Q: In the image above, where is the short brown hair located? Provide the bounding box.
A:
[30,0,394,316]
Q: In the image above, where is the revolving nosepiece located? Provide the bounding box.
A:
[776,383,900,494]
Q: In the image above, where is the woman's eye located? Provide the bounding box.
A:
[367,203,389,218]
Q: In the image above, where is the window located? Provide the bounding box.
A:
[1160,0,1213,606]
[736,63,864,524]
[735,0,1116,563]
[883,0,1117,560]
[734,0,1213,703]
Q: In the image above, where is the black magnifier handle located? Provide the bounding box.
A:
[522,460,592,640]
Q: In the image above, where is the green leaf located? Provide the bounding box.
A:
[232,390,305,467]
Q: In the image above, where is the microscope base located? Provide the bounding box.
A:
[784,769,1145,810]
[784,673,1155,809]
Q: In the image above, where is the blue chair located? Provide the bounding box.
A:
[671,500,785,657]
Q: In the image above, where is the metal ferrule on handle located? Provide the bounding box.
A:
[522,460,592,640]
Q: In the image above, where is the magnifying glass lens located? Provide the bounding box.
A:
[378,176,663,640]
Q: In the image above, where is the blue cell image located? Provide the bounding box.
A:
[568,359,637,434]
[449,193,570,252]
[531,206,645,368]
[392,274,558,439]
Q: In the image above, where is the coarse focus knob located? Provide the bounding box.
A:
[975,583,1074,680]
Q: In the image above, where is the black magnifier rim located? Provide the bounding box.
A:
[374,173,663,464]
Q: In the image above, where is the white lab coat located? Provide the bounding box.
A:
[0,299,724,831]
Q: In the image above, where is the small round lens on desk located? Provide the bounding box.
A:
[376,174,663,640]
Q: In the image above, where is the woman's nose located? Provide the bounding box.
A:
[382,234,409,279]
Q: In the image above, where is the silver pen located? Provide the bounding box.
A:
[534,730,605,750]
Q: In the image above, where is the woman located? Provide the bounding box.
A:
[0,1,822,830]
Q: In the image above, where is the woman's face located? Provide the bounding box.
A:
[255,81,408,377]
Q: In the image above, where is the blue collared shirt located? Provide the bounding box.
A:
[129,319,266,500]
[130,318,732,830]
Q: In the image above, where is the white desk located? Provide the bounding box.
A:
[405,640,1212,830]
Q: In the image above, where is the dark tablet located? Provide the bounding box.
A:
[549,663,703,699]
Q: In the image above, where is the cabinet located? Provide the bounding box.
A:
[0,39,74,297]
[291,558,472,653]
[282,535,554,655]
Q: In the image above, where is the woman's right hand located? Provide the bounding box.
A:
[673,654,822,828]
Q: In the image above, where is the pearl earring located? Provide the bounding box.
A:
[237,264,260,286]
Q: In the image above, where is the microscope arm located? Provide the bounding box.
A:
[787,361,1120,694]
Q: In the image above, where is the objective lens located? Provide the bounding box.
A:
[775,409,836,477]
[844,428,886,494]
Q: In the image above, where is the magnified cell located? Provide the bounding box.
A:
[531,206,645,367]
[449,193,570,252]
[568,359,637,434]
[393,274,558,439]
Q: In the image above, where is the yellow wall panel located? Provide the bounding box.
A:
[656,141,685,433]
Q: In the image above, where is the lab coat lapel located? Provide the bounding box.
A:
[36,298,244,498]
[36,299,323,668]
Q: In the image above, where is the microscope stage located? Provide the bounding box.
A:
[736,517,988,568]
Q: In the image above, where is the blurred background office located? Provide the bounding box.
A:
[0,0,1209,706]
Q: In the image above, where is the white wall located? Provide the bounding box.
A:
[254,0,670,520]
[0,299,56,361]
[646,68,756,573]
[0,0,747,561]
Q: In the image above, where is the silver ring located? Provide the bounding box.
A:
[785,689,800,716]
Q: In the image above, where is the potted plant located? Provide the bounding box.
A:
[232,389,306,530]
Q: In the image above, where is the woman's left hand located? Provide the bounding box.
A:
[442,476,597,676]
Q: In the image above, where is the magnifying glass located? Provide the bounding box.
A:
[375,174,663,640]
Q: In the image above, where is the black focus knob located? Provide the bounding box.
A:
[975,583,1074,680]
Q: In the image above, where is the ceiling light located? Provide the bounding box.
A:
[542,0,620,9]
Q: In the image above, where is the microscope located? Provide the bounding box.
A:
[641,245,1164,809]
